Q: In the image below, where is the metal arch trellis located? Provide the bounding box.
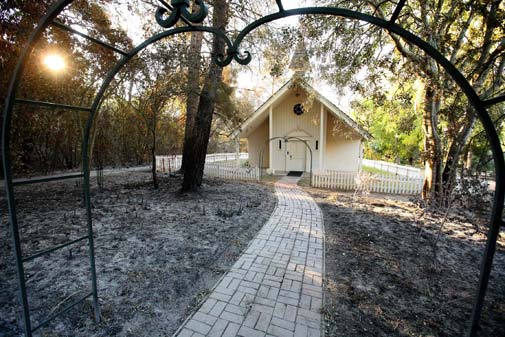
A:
[258,137,314,185]
[1,0,503,336]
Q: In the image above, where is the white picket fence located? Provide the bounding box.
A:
[362,159,422,178]
[204,164,260,181]
[156,155,182,173]
[206,153,248,164]
[155,153,249,173]
[156,153,257,181]
[313,170,424,195]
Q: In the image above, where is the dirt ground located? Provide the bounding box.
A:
[0,171,276,336]
[306,187,505,337]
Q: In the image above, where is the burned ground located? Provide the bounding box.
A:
[307,188,505,337]
[0,171,276,336]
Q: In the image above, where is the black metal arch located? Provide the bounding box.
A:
[2,1,504,336]
[258,136,314,185]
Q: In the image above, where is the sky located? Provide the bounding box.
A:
[105,0,357,114]
[231,0,357,113]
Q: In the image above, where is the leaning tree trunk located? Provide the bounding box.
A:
[421,82,444,203]
[180,9,203,174]
[441,110,476,198]
[181,0,227,192]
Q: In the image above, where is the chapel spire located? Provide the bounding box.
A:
[289,36,311,77]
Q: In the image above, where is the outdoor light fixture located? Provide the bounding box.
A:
[43,54,66,72]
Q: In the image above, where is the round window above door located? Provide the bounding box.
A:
[293,103,305,116]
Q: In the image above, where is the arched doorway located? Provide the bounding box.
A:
[259,136,314,185]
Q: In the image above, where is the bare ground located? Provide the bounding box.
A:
[305,187,505,337]
[0,171,276,336]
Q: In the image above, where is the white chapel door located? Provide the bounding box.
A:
[286,141,306,172]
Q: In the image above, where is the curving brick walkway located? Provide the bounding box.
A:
[174,176,324,337]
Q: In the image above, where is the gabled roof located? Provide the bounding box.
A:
[238,77,370,140]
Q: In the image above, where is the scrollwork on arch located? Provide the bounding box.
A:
[156,0,208,28]
[155,0,252,67]
[215,49,251,66]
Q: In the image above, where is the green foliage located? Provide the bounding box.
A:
[361,165,395,176]
[208,75,253,153]
[351,81,424,166]
[0,1,188,175]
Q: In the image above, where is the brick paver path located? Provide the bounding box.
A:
[174,176,324,337]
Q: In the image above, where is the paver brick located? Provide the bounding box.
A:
[280,289,300,299]
[237,284,257,295]
[271,316,296,331]
[311,298,322,312]
[208,301,226,317]
[255,312,272,332]
[199,298,217,314]
[254,296,276,308]
[262,279,281,288]
[284,305,297,322]
[230,291,246,305]
[178,329,194,337]
[220,310,244,324]
[301,288,322,299]
[273,302,286,318]
[252,303,275,315]
[193,312,218,326]
[297,308,321,322]
[241,280,260,290]
[175,176,324,337]
[222,322,240,337]
[308,327,320,337]
[243,310,261,328]
[300,294,311,309]
[207,318,228,337]
[238,325,267,337]
[215,284,235,296]
[225,303,245,315]
[294,323,308,337]
[267,323,295,337]
[209,292,231,302]
[185,319,211,335]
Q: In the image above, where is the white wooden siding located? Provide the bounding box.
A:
[247,118,269,167]
[270,91,321,172]
[324,113,362,172]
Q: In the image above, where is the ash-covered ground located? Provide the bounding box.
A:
[0,171,276,336]
[307,188,505,337]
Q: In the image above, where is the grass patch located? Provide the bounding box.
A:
[259,174,282,184]
[297,177,311,187]
[361,165,396,176]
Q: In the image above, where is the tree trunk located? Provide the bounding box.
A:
[181,0,227,192]
[180,6,204,174]
[441,109,476,197]
[151,118,158,189]
[421,82,443,202]
[151,148,158,189]
[235,137,240,167]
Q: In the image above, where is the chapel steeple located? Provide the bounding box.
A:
[289,37,311,77]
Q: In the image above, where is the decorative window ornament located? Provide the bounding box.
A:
[293,103,305,116]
